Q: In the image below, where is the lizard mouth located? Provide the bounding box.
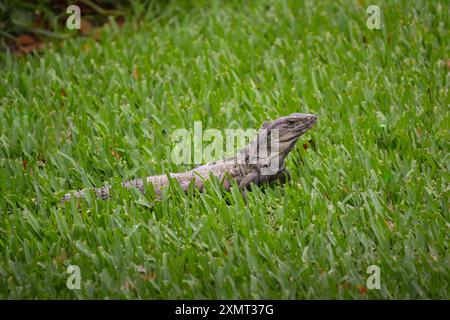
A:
[294,117,317,134]
[277,116,317,144]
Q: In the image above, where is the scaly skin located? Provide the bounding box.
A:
[61,113,318,202]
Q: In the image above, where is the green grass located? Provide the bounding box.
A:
[0,0,448,299]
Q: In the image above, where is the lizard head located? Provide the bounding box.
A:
[257,113,318,165]
[262,112,317,146]
[240,113,317,172]
[261,113,317,136]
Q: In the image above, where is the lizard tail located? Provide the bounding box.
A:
[61,178,147,203]
[61,185,111,203]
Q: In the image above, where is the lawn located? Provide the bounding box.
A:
[0,0,448,299]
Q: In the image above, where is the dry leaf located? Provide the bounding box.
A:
[80,18,93,36]
[132,67,139,80]
[116,16,125,28]
[356,284,368,295]
[111,150,120,160]
[17,35,36,46]
[55,250,67,265]
[92,28,103,41]
[82,43,91,52]
[416,127,422,140]
[20,44,38,54]
[338,282,351,290]
[14,35,44,54]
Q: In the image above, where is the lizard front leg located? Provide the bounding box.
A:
[238,171,260,201]
[239,171,260,188]
[273,168,291,185]
[239,168,292,190]
[238,168,291,201]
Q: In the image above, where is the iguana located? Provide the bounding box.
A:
[61,113,317,202]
